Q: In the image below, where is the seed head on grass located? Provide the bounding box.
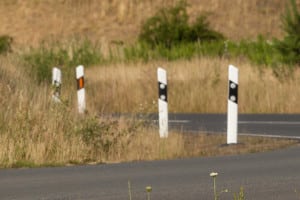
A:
[209,172,229,200]
[210,172,218,200]
[146,186,152,200]
[210,172,218,177]
[146,186,152,192]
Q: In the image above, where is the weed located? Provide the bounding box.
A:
[11,160,37,168]
[145,186,152,200]
[128,180,132,200]
[76,118,120,156]
[0,35,13,55]
[210,172,219,200]
[123,37,284,69]
[233,187,245,200]
[22,39,102,84]
[69,39,103,67]
[209,172,229,200]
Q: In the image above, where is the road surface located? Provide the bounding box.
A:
[165,113,300,139]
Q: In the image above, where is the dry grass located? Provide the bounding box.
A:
[86,57,300,113]
[1,0,299,47]
[181,133,298,157]
[0,53,299,168]
[106,130,299,162]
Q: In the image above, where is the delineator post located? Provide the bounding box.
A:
[227,65,239,144]
[76,65,86,114]
[52,67,62,102]
[157,67,168,138]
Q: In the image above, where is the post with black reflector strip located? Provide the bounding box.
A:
[52,67,62,103]
[157,67,168,138]
[76,65,86,114]
[227,65,238,144]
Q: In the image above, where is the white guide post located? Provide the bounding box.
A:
[227,65,239,144]
[76,65,86,114]
[157,67,168,138]
[52,67,62,103]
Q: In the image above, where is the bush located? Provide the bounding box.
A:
[274,0,300,65]
[23,39,103,84]
[69,39,103,67]
[23,43,69,84]
[76,117,137,158]
[138,0,224,48]
[189,16,224,43]
[235,36,281,66]
[0,35,13,54]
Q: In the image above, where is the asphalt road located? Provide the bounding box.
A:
[166,113,300,139]
[0,145,300,200]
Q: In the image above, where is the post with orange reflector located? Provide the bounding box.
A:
[76,65,86,114]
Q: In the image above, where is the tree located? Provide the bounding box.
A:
[275,0,300,65]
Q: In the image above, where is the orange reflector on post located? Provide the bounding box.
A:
[77,77,84,90]
[76,65,86,114]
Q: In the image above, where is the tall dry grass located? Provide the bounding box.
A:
[0,55,81,167]
[0,54,205,167]
[0,52,298,168]
[86,57,300,113]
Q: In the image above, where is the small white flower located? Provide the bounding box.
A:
[210,172,218,177]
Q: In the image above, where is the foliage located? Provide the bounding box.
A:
[138,0,224,48]
[22,39,103,84]
[0,35,13,55]
[76,117,137,158]
[189,15,224,43]
[274,0,300,65]
[124,37,282,66]
[69,39,103,67]
[233,187,245,200]
[23,44,68,84]
[227,36,282,66]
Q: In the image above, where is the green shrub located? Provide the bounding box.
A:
[0,35,13,55]
[235,36,281,66]
[274,0,300,65]
[77,118,115,154]
[22,39,103,84]
[125,37,282,65]
[138,0,224,48]
[69,39,103,67]
[189,16,224,43]
[23,44,69,84]
[76,117,137,158]
[124,42,152,62]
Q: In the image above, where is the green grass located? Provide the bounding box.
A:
[123,36,282,66]
[22,38,104,84]
[21,36,290,86]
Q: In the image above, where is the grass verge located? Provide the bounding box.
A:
[0,41,299,168]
